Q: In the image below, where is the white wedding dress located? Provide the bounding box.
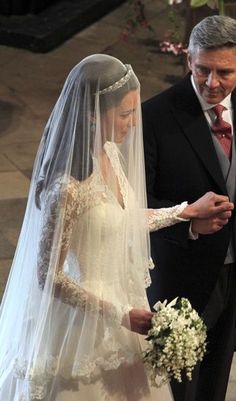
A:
[0,143,186,401]
[52,142,180,401]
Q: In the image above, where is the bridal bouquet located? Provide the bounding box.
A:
[143,297,207,387]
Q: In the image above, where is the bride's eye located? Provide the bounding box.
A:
[120,109,136,119]
[120,111,131,118]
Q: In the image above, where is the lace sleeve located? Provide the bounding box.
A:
[37,177,79,291]
[37,177,127,326]
[147,201,189,232]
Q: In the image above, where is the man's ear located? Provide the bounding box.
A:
[187,52,192,71]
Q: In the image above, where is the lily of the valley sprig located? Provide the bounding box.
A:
[168,0,183,4]
[143,298,207,387]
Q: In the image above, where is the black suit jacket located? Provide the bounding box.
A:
[142,73,236,313]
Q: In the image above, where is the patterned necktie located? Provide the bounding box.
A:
[211,104,232,159]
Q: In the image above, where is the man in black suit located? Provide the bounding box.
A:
[142,15,236,401]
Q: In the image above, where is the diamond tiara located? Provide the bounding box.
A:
[99,64,133,95]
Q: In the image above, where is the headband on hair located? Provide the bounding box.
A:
[99,64,133,94]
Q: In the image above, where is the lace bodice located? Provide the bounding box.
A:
[38,173,130,326]
[37,142,188,317]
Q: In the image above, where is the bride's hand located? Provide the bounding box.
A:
[179,192,234,219]
[122,308,154,335]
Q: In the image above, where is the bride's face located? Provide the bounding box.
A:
[101,90,138,143]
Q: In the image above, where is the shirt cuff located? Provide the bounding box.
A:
[188,222,199,240]
[175,201,190,222]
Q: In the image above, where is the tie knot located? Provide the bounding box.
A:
[212,104,225,119]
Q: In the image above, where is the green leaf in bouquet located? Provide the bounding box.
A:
[190,0,209,7]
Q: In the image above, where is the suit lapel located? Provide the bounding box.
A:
[171,75,228,194]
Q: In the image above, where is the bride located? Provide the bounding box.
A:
[0,54,232,401]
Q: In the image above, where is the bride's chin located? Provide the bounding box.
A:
[114,136,124,144]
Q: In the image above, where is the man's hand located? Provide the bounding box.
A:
[180,192,234,220]
[191,210,231,234]
[122,308,154,335]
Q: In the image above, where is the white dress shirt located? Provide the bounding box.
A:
[188,76,234,239]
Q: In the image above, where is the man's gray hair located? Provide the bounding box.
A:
[188,15,236,53]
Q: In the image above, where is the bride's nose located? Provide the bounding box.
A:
[128,112,136,128]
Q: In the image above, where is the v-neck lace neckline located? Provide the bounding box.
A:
[102,142,127,210]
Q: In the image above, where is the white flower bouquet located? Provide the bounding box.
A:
[143,297,207,387]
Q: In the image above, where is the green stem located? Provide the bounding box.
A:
[218,0,225,15]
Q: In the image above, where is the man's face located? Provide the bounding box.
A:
[187,47,236,104]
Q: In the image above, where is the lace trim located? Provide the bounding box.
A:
[54,271,89,309]
[104,142,128,208]
[144,258,155,288]
[148,201,188,232]
[14,356,58,400]
[14,350,139,400]
[99,65,133,94]
[78,172,116,215]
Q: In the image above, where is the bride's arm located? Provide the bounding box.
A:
[147,202,189,232]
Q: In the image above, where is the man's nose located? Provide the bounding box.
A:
[206,72,220,88]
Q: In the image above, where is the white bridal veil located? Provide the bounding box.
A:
[0,54,155,400]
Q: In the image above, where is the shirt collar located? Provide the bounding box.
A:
[190,74,232,112]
